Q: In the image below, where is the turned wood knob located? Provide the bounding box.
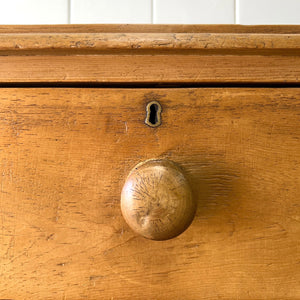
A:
[121,159,196,240]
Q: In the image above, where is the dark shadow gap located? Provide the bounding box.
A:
[0,82,299,88]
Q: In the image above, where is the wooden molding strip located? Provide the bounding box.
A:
[1,55,299,84]
[0,24,300,34]
[0,33,300,55]
[0,25,299,84]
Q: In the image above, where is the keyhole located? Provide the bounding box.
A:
[149,104,158,125]
[145,101,162,127]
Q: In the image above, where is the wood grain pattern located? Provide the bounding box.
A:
[0,25,299,85]
[1,32,300,55]
[121,159,195,240]
[0,24,300,34]
[1,55,300,84]
[0,88,299,299]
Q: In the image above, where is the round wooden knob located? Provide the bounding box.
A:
[121,159,196,240]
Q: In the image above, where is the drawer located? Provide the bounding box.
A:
[0,87,299,299]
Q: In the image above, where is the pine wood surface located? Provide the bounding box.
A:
[0,24,300,34]
[0,88,299,299]
[1,32,300,54]
[1,55,299,85]
[121,159,196,240]
[0,25,299,84]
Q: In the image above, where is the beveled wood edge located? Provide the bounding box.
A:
[0,25,299,84]
[0,32,300,56]
[0,24,300,34]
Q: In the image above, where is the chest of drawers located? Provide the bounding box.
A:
[0,25,299,299]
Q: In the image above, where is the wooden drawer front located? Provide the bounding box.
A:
[0,88,299,299]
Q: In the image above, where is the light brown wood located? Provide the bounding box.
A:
[121,159,195,240]
[1,55,300,84]
[1,32,300,55]
[0,24,300,34]
[0,88,299,299]
[0,25,299,85]
[1,24,300,299]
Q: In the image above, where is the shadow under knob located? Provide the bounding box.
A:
[121,159,196,240]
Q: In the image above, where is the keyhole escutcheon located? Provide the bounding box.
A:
[145,101,162,127]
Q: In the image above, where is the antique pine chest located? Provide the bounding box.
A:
[0,25,299,299]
